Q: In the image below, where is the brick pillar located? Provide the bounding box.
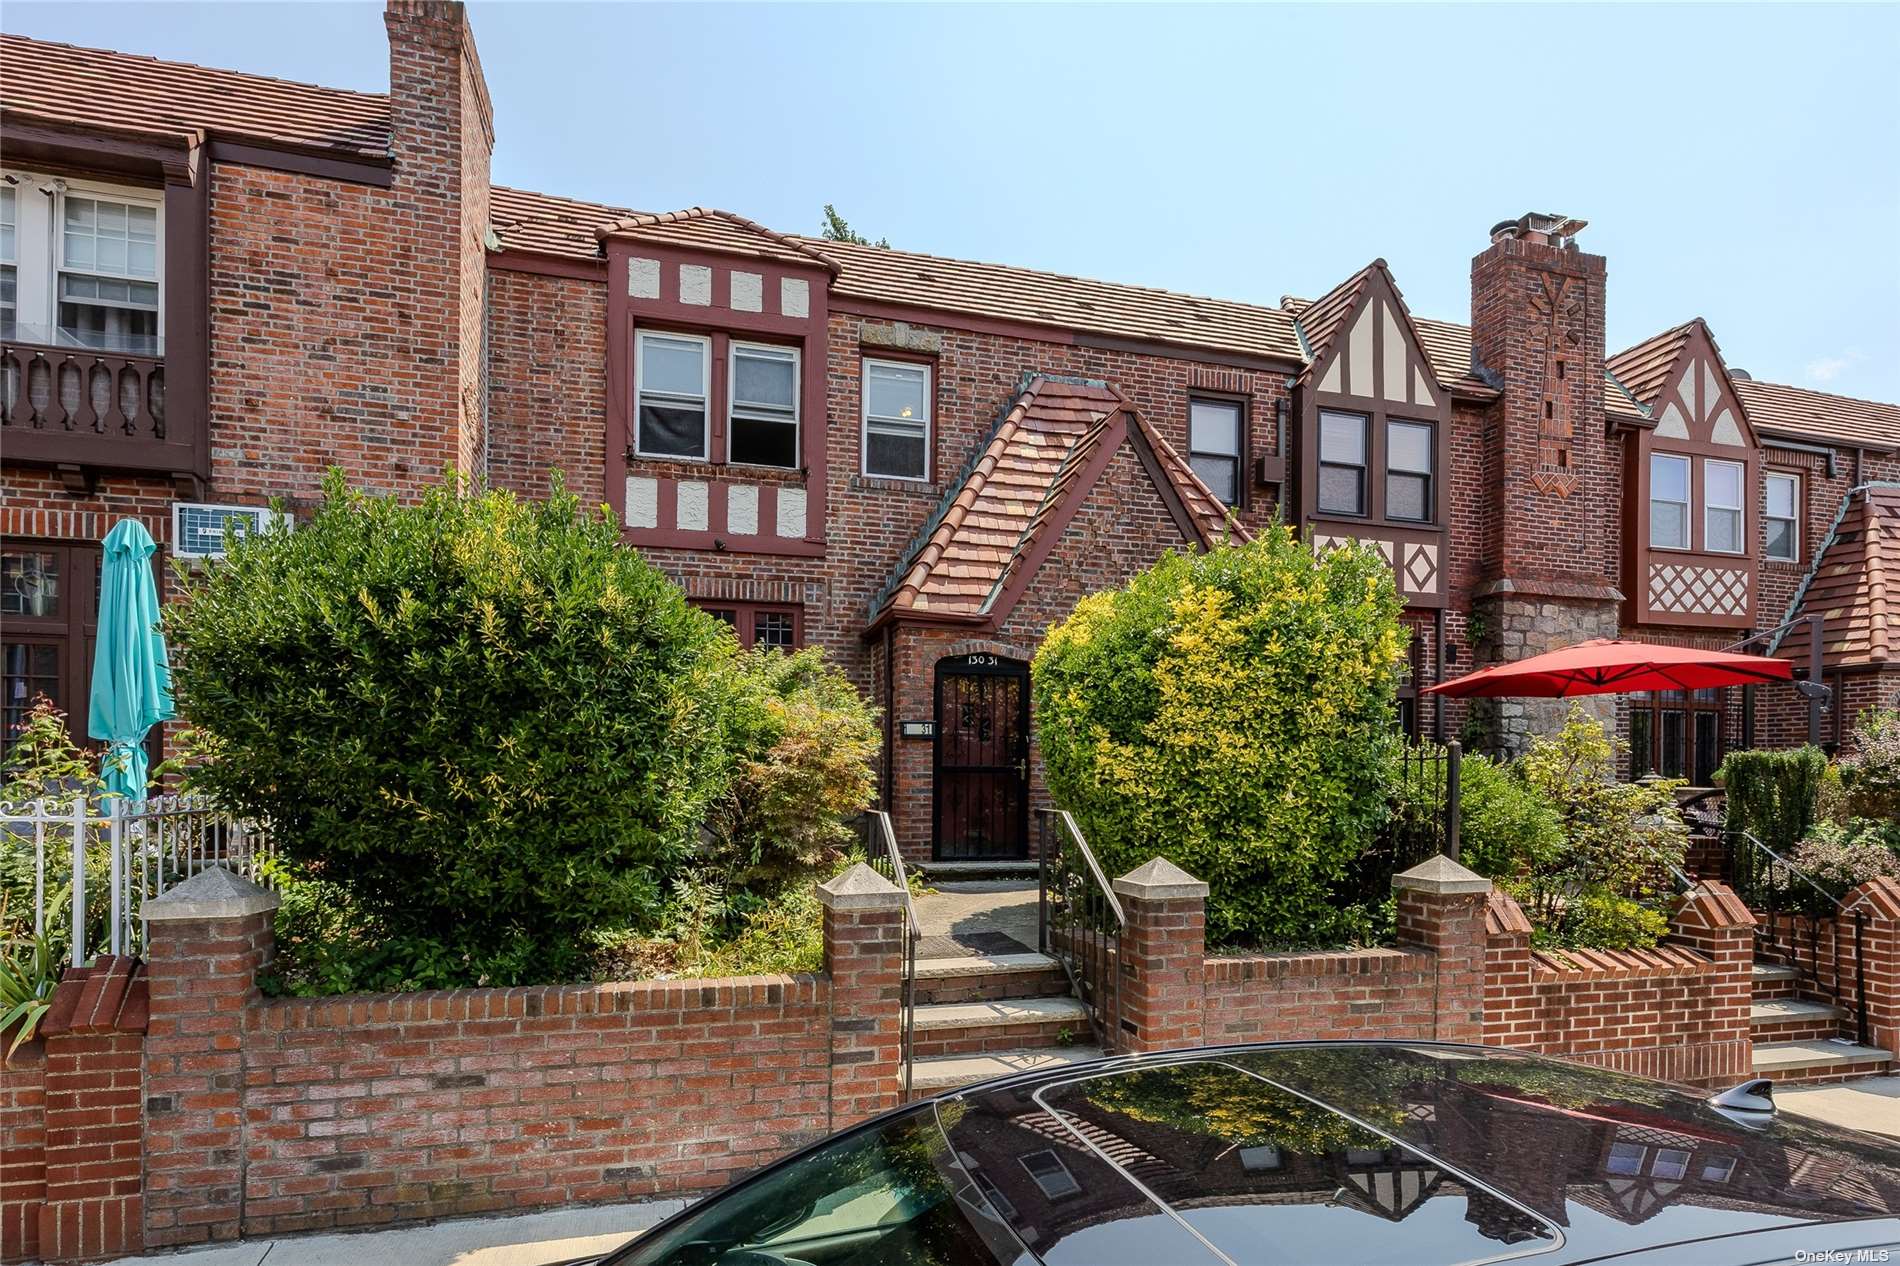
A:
[141,868,278,1249]
[1393,856,1492,1044]
[1844,877,1900,1059]
[1112,858,1208,1055]
[31,955,148,1263]
[1667,880,1755,1083]
[818,863,905,1126]
[1481,889,1534,1049]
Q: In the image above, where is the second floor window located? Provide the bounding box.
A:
[1765,471,1801,562]
[1704,459,1743,554]
[0,172,164,356]
[728,342,799,468]
[1649,452,1691,549]
[1385,420,1433,522]
[1188,398,1243,507]
[635,331,710,460]
[1317,410,1368,516]
[863,359,930,481]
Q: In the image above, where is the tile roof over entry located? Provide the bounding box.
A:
[1776,484,1900,671]
[0,34,391,157]
[868,377,1243,624]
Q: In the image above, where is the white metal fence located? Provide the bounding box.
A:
[0,795,275,965]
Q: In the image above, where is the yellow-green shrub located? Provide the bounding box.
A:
[1032,527,1405,946]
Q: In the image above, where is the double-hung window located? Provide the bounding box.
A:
[1188,398,1243,506]
[1317,410,1368,516]
[1649,453,1691,549]
[635,331,711,460]
[1704,459,1743,554]
[1765,471,1800,562]
[863,359,931,481]
[58,194,160,353]
[728,342,799,468]
[0,185,16,338]
[1385,420,1433,522]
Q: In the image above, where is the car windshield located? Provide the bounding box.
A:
[607,1106,1024,1266]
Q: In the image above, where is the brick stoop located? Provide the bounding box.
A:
[1751,1038,1894,1085]
[907,951,1104,1095]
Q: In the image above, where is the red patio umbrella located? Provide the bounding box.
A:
[1423,637,1794,698]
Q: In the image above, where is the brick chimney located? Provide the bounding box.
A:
[384,0,494,479]
[1467,213,1621,752]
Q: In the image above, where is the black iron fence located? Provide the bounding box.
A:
[860,810,919,1097]
[1036,808,1123,1052]
[1341,740,1462,908]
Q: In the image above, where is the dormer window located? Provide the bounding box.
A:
[1317,410,1368,516]
[728,342,799,469]
[1385,420,1433,522]
[1649,453,1691,549]
[635,331,711,460]
[1704,459,1744,554]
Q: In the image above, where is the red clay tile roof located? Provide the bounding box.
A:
[0,33,391,157]
[1774,484,1899,671]
[490,186,636,260]
[1606,321,1697,408]
[1734,378,1900,452]
[1289,265,1373,368]
[869,377,1244,623]
[596,208,841,273]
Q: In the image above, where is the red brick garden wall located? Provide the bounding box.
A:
[0,1043,47,1263]
[1204,948,1442,1044]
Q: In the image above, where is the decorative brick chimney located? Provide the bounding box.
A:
[1468,213,1622,752]
[384,0,494,479]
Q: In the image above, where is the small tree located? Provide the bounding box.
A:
[166,473,739,983]
[1838,706,1900,823]
[1033,527,1405,947]
[820,204,888,248]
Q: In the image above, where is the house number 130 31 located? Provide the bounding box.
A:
[960,653,999,668]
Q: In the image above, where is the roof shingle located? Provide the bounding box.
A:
[1775,484,1900,671]
[0,33,390,157]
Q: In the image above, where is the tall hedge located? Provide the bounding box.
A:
[1718,745,1827,855]
[1033,527,1405,947]
[166,473,738,980]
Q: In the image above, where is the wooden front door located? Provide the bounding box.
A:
[933,653,1030,861]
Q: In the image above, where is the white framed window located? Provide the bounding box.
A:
[1018,1150,1081,1200]
[634,330,710,461]
[1704,459,1744,554]
[1188,397,1243,507]
[1606,1141,1647,1176]
[1650,1148,1691,1181]
[0,171,165,354]
[1700,1156,1736,1183]
[1649,453,1691,550]
[1765,471,1801,562]
[1386,419,1434,522]
[862,358,931,481]
[727,342,799,469]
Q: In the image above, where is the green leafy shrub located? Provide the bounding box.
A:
[1717,745,1827,854]
[0,929,57,1060]
[1033,527,1405,947]
[1839,706,1900,822]
[167,473,741,987]
[703,648,880,890]
[1458,753,1565,879]
[1779,822,1900,899]
[1,701,111,961]
[1511,704,1688,949]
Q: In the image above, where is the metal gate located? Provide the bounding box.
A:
[933,653,1029,861]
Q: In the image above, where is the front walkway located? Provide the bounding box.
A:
[912,879,1040,957]
[99,1201,684,1266]
[1776,1074,1900,1140]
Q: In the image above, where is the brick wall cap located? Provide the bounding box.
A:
[1844,875,1900,920]
[1673,879,1755,931]
[816,861,904,911]
[142,865,280,922]
[1484,889,1534,937]
[1393,854,1492,896]
[1113,857,1209,901]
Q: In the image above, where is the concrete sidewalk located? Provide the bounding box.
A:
[99,1201,685,1266]
[1776,1074,1900,1140]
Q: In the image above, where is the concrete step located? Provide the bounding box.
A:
[912,996,1091,1057]
[919,861,1040,880]
[1752,962,1799,1000]
[912,1044,1106,1093]
[1751,998,1842,1040]
[1753,963,1798,983]
[1752,1039,1894,1085]
[914,952,1069,1006]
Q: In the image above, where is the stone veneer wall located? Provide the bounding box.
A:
[1468,595,1621,754]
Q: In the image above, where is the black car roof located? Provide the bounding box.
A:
[930,1041,1900,1266]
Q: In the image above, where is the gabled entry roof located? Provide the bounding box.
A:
[1775,483,1900,671]
[866,376,1245,628]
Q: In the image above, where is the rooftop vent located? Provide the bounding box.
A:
[1489,212,1588,249]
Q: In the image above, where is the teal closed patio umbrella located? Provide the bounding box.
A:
[88,519,173,803]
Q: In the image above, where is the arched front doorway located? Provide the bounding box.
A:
[932,651,1029,861]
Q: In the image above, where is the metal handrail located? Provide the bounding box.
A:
[862,810,919,1099]
[1725,825,1846,913]
[1036,808,1124,1052]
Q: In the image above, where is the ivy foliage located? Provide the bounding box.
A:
[166,473,741,983]
[1717,745,1827,854]
[1033,527,1405,948]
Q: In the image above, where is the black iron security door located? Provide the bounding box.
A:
[933,654,1030,861]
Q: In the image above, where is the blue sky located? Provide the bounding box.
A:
[8,2,1898,402]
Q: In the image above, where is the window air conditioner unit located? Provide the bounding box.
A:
[171,502,292,560]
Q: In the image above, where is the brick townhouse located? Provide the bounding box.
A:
[2,2,1895,866]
